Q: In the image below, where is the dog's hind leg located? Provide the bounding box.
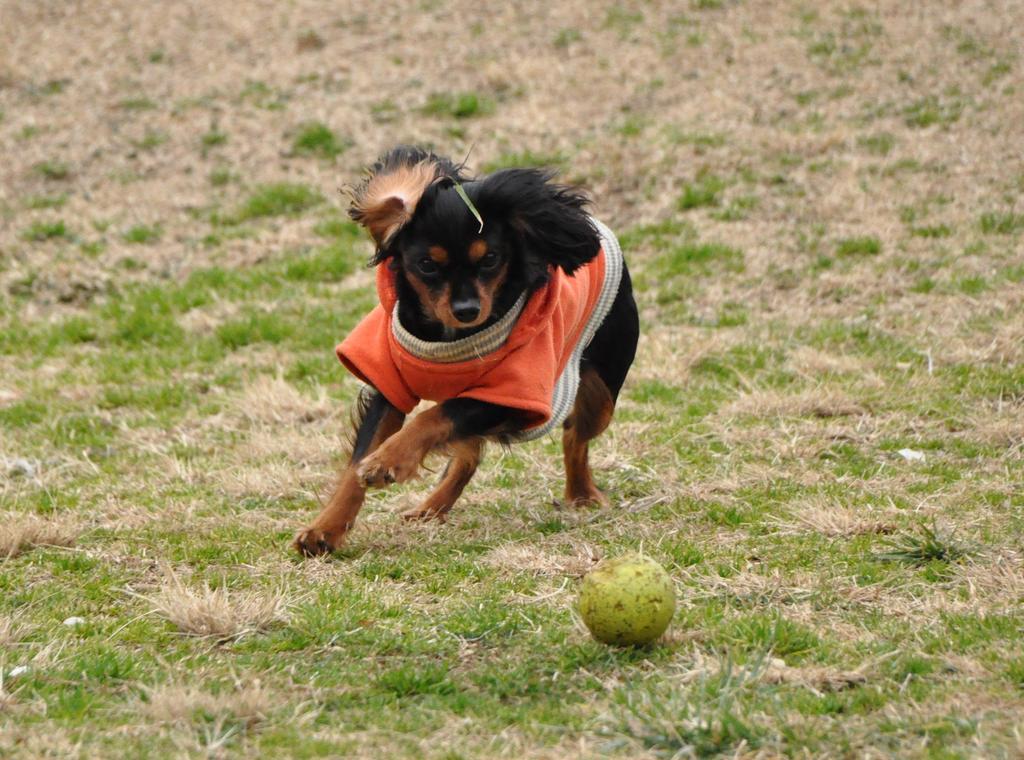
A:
[402,437,483,522]
[564,257,639,507]
[294,389,405,556]
[562,365,615,507]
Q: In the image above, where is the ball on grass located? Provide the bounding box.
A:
[579,553,676,646]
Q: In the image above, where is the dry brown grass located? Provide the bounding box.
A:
[482,541,601,579]
[774,499,899,538]
[721,388,866,420]
[759,658,868,694]
[234,375,335,427]
[966,408,1024,448]
[0,669,16,714]
[143,569,292,640]
[633,329,741,387]
[677,568,818,609]
[0,617,23,648]
[786,346,884,388]
[0,514,78,559]
[141,681,275,727]
[955,555,1024,600]
[218,458,319,501]
[659,649,872,696]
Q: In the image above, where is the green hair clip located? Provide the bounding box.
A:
[454,182,484,233]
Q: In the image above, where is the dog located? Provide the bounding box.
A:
[294,146,639,556]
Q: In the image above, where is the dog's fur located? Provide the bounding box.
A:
[294,146,639,556]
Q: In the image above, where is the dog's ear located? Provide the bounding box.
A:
[473,168,599,275]
[349,146,459,259]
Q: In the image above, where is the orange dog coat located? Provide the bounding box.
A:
[336,219,623,439]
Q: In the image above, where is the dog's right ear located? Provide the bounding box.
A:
[349,146,461,260]
[473,168,599,276]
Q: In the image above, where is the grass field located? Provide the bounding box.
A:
[2,1,1023,757]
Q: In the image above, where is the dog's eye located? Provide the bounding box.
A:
[417,257,439,275]
[479,252,499,270]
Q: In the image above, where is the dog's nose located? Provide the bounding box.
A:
[451,299,481,323]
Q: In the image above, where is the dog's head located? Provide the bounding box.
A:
[349,146,600,334]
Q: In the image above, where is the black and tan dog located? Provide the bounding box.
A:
[295,146,638,556]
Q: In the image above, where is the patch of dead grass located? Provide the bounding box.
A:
[955,555,1024,600]
[235,375,334,426]
[775,500,899,538]
[178,301,242,335]
[634,328,741,387]
[760,657,868,694]
[942,302,1024,366]
[787,346,884,387]
[0,616,26,648]
[0,670,16,713]
[218,460,315,500]
[673,650,870,694]
[143,570,292,640]
[678,568,819,609]
[965,409,1024,448]
[0,514,78,559]
[481,541,601,579]
[141,680,275,728]
[721,388,866,420]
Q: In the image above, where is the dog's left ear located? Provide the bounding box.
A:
[349,146,458,256]
[473,169,599,275]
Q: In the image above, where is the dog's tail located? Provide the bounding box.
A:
[348,146,466,250]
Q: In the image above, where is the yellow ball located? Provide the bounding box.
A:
[579,554,675,646]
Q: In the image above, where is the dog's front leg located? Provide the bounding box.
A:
[356,405,452,487]
[357,398,516,489]
[294,390,405,556]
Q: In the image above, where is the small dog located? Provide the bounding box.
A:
[294,146,638,556]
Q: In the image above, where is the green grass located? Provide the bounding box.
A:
[909,224,952,238]
[666,129,727,149]
[712,195,759,221]
[25,194,68,210]
[553,28,582,48]
[604,6,644,38]
[34,160,70,180]
[131,130,168,150]
[804,10,881,74]
[599,664,767,756]
[858,132,896,156]
[421,92,495,119]
[23,219,70,241]
[209,165,236,187]
[229,183,325,222]
[291,121,350,159]
[835,236,881,257]
[123,224,162,244]
[903,96,964,128]
[119,97,157,111]
[678,173,726,210]
[875,522,973,566]
[657,241,744,276]
[201,129,228,148]
[978,211,1024,235]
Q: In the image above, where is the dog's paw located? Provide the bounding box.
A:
[356,449,417,488]
[401,503,450,522]
[293,527,340,557]
[563,486,610,509]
